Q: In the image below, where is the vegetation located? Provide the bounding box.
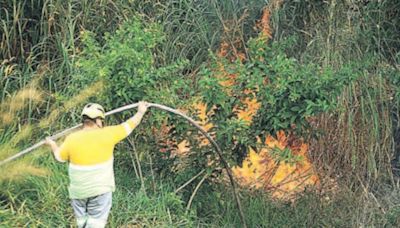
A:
[1,0,399,227]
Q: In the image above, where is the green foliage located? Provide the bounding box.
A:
[270,147,303,165]
[0,156,196,227]
[273,0,400,184]
[256,38,357,134]
[73,18,190,110]
[386,206,400,226]
[192,184,400,227]
[197,37,358,164]
[384,65,400,105]
[2,154,398,227]
[1,0,399,226]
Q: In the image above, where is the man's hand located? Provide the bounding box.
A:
[138,101,148,114]
[45,137,57,147]
[45,137,65,162]
[123,101,149,136]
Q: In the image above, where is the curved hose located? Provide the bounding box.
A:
[0,102,247,227]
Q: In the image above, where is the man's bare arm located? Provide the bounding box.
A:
[45,138,66,162]
[122,101,148,135]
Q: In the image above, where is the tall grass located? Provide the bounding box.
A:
[0,154,197,227]
[1,0,400,227]
[273,0,399,185]
[2,151,399,227]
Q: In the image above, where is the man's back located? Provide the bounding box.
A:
[59,124,129,199]
[60,125,127,165]
[45,101,148,227]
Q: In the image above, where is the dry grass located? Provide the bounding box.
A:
[0,88,43,126]
[39,80,104,128]
[0,162,48,182]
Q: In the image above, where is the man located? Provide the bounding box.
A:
[46,101,148,227]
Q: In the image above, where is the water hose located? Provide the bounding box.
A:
[0,102,247,228]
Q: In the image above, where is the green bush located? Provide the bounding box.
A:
[197,37,359,163]
[73,17,190,111]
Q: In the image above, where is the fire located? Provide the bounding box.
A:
[257,7,273,41]
[157,5,321,200]
[233,91,261,125]
[232,132,320,200]
[164,102,216,156]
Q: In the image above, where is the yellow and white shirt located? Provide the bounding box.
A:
[58,119,136,199]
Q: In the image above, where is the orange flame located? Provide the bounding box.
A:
[158,5,321,200]
[257,8,273,41]
[232,131,320,200]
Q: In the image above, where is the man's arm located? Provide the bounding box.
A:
[121,101,148,135]
[45,138,67,162]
